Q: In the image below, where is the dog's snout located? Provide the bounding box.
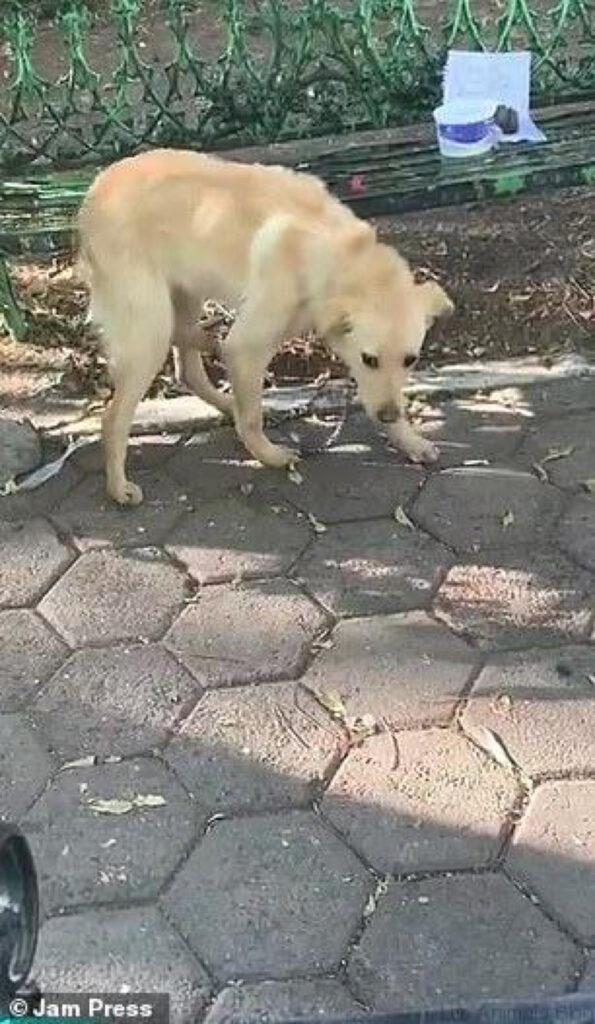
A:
[377,403,400,424]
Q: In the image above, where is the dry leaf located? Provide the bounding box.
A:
[288,464,303,485]
[88,798,134,816]
[501,509,515,529]
[542,445,574,464]
[59,755,97,771]
[307,512,327,534]
[582,479,595,494]
[134,794,167,809]
[394,505,415,530]
[469,724,513,769]
[316,688,347,719]
[490,693,513,716]
[532,461,548,483]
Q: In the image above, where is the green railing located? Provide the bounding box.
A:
[0,0,594,173]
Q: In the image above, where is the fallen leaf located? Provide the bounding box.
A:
[532,461,548,483]
[582,479,595,493]
[88,798,134,816]
[469,724,513,769]
[394,505,415,530]
[307,512,327,534]
[288,464,303,485]
[490,693,513,716]
[133,794,167,809]
[501,509,515,529]
[542,445,574,464]
[59,755,97,771]
[316,689,347,719]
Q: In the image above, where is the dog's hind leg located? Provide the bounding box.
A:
[100,280,173,506]
[172,288,234,417]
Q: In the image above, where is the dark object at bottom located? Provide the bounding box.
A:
[0,823,39,1010]
[494,104,520,135]
[286,998,595,1024]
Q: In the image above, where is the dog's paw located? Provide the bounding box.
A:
[263,443,299,469]
[108,480,144,506]
[406,437,439,465]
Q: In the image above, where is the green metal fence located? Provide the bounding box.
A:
[0,0,593,174]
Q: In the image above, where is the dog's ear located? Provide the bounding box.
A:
[316,300,353,345]
[417,280,454,325]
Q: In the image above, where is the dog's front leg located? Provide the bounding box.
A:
[385,406,439,464]
[225,312,297,469]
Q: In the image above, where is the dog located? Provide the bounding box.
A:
[77,148,453,506]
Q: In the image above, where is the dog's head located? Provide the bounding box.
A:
[317,230,453,426]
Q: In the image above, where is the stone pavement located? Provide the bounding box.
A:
[1,376,594,1023]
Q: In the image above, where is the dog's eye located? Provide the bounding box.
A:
[361,352,379,369]
[403,354,418,368]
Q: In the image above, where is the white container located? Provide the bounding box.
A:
[433,100,496,158]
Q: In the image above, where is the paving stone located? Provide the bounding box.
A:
[34,906,211,1024]
[559,494,595,573]
[24,757,201,914]
[294,521,452,618]
[34,645,201,761]
[462,646,595,778]
[166,579,326,688]
[39,547,189,646]
[166,497,310,584]
[435,551,594,650]
[0,518,73,608]
[323,729,517,873]
[348,874,578,1011]
[0,715,54,820]
[72,433,182,474]
[301,612,476,730]
[0,419,41,487]
[166,682,339,813]
[0,610,67,710]
[580,957,595,992]
[412,467,563,554]
[414,397,528,468]
[272,455,423,524]
[0,461,81,523]
[508,780,595,943]
[51,471,188,550]
[514,377,595,419]
[167,434,281,500]
[164,811,370,980]
[517,411,595,488]
[205,979,360,1024]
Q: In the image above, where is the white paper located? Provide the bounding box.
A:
[443,50,545,143]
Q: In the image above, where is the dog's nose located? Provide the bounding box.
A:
[377,403,400,424]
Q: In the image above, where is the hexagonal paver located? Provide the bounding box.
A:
[34,645,201,761]
[0,715,54,820]
[301,612,477,730]
[0,461,81,523]
[166,579,327,687]
[72,433,182,474]
[517,411,595,488]
[0,518,73,608]
[462,646,595,778]
[413,396,528,469]
[24,757,201,913]
[166,497,310,584]
[0,609,67,710]
[508,780,595,943]
[348,874,578,1011]
[435,551,594,649]
[163,811,370,980]
[413,467,563,554]
[559,494,595,573]
[273,455,422,524]
[323,729,517,873]
[205,979,360,1024]
[0,419,41,487]
[51,471,188,550]
[294,521,452,618]
[520,378,595,419]
[167,433,279,500]
[39,548,189,645]
[580,957,595,992]
[34,906,211,1024]
[166,682,339,813]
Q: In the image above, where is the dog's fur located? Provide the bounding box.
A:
[78,148,453,505]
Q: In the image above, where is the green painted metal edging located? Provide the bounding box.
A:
[0,0,594,173]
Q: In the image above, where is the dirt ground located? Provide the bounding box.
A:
[1,185,594,419]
